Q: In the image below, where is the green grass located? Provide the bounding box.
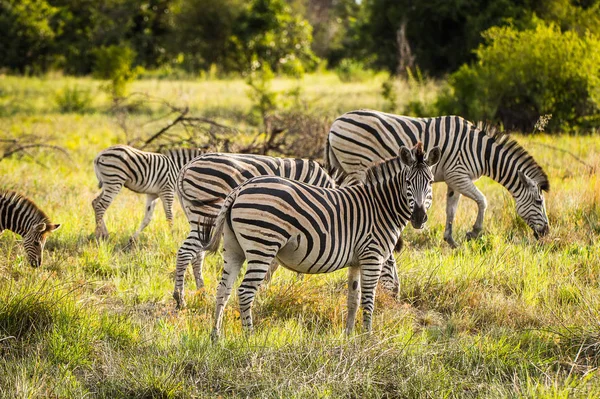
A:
[0,75,599,398]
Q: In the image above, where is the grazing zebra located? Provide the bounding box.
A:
[173,153,337,306]
[0,190,61,267]
[326,110,550,248]
[195,143,441,338]
[92,145,203,242]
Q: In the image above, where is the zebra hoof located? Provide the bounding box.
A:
[465,230,482,240]
[444,236,459,249]
[210,329,220,343]
[173,291,186,310]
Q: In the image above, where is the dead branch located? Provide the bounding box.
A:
[528,142,596,174]
[0,137,69,167]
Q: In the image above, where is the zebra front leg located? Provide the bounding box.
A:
[459,181,487,240]
[359,258,384,333]
[443,186,461,248]
[379,256,399,295]
[345,265,361,335]
[211,240,245,341]
[129,194,159,244]
[92,183,123,239]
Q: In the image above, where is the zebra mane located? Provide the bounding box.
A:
[0,190,50,222]
[364,157,404,186]
[475,122,550,192]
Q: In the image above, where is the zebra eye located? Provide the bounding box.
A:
[535,199,543,205]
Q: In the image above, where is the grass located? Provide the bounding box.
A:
[0,74,599,397]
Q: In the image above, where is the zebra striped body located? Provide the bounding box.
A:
[174,153,337,303]
[0,190,60,267]
[327,110,550,247]
[92,145,203,241]
[195,143,440,337]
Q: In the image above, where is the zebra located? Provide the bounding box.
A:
[326,110,550,248]
[173,153,339,308]
[0,190,61,267]
[92,145,203,242]
[195,143,441,338]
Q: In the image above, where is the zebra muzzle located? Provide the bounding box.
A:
[410,204,428,229]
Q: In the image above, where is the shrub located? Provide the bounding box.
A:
[93,45,140,99]
[335,59,375,83]
[436,23,600,132]
[54,85,92,113]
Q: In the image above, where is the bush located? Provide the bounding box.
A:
[93,45,140,99]
[436,23,600,132]
[54,85,92,113]
[335,59,376,83]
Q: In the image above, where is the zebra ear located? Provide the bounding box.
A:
[425,147,441,166]
[34,222,46,232]
[399,147,414,166]
[47,224,61,232]
[518,170,536,188]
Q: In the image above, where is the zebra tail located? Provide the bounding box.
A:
[176,165,209,208]
[93,156,103,189]
[196,186,241,253]
[323,134,345,177]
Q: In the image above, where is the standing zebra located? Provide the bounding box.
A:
[92,145,203,242]
[196,143,441,338]
[0,190,61,267]
[327,110,550,247]
[173,153,338,307]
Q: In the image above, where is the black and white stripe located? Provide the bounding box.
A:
[326,110,550,248]
[173,153,337,305]
[195,143,440,338]
[92,145,203,241]
[0,190,60,267]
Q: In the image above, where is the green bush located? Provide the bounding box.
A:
[436,23,600,132]
[335,59,375,82]
[93,45,140,99]
[54,85,92,113]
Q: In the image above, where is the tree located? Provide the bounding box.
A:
[0,0,58,72]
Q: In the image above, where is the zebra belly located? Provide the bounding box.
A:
[275,233,355,274]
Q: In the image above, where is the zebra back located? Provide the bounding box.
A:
[177,153,336,213]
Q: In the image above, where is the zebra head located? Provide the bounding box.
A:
[514,170,549,239]
[23,222,61,267]
[399,143,441,229]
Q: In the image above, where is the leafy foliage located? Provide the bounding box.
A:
[437,23,600,131]
[93,45,140,98]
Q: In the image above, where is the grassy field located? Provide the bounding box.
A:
[0,74,599,398]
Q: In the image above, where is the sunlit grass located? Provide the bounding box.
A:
[0,75,599,397]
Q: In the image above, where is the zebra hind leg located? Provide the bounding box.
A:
[237,253,279,334]
[212,227,245,341]
[191,250,206,290]
[92,183,123,239]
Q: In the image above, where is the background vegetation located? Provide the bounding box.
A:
[4,0,600,129]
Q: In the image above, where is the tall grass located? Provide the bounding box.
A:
[0,75,599,397]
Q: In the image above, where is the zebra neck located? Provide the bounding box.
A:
[365,179,409,231]
[483,138,537,196]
